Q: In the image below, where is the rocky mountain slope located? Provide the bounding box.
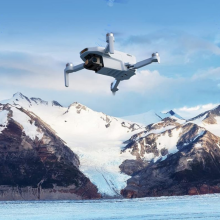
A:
[0,102,100,200]
[1,93,145,197]
[120,105,220,198]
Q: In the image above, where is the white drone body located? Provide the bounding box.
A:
[64,33,160,93]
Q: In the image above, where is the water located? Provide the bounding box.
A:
[1,194,220,220]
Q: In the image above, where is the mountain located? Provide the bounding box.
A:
[157,110,185,121]
[188,105,220,137]
[121,122,220,198]
[1,92,220,199]
[1,92,145,197]
[0,102,100,200]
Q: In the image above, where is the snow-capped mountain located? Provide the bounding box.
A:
[120,105,220,198]
[1,92,220,199]
[0,102,100,200]
[122,122,220,198]
[1,92,145,196]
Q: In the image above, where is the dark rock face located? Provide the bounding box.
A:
[0,104,100,200]
[119,160,148,176]
[121,123,220,198]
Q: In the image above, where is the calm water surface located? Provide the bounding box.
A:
[1,194,220,220]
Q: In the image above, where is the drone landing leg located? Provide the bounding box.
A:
[111,79,120,94]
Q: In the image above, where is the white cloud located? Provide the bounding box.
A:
[120,70,176,94]
[193,67,220,80]
[106,0,129,7]
[1,50,219,97]
[119,30,220,66]
[107,0,115,7]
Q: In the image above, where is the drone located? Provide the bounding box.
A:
[64,33,160,93]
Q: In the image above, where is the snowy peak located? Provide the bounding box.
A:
[52,100,63,107]
[188,105,220,137]
[13,92,31,104]
[157,110,185,121]
[30,97,48,105]
[67,102,89,114]
[165,110,185,120]
[189,105,220,124]
[1,92,62,109]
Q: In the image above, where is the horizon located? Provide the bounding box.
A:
[0,0,220,117]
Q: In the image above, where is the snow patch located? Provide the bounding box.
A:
[195,143,202,148]
[190,114,220,137]
[11,107,43,140]
[153,127,182,162]
[143,152,155,161]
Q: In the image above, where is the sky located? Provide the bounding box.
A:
[0,0,220,117]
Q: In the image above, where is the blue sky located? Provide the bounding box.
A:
[0,0,220,117]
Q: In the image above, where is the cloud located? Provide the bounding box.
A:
[1,50,220,97]
[120,70,174,94]
[1,47,220,120]
[193,67,220,80]
[118,29,220,65]
[105,0,129,7]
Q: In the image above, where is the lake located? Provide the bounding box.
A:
[1,194,220,220]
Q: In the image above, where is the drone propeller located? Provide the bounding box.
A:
[105,33,114,54]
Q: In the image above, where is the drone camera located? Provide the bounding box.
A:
[84,54,103,72]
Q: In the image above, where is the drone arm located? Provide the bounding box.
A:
[131,53,160,70]
[64,63,84,87]
[105,33,114,54]
[64,70,69,87]
[132,58,153,69]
